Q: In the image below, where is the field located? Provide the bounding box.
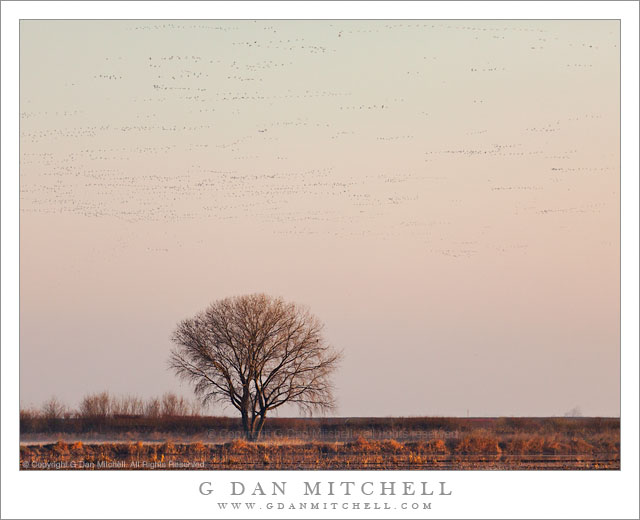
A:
[20,416,619,470]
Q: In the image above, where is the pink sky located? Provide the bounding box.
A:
[20,20,619,416]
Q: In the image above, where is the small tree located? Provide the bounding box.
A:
[161,392,191,417]
[79,392,111,418]
[169,294,342,440]
[41,396,67,420]
[111,394,146,416]
[144,397,161,418]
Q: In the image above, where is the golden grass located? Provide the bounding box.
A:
[19,417,620,470]
[453,430,502,455]
[19,429,620,471]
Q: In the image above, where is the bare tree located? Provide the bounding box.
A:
[111,394,145,416]
[144,397,161,418]
[161,392,191,417]
[41,396,67,420]
[79,392,111,418]
[169,294,342,440]
[564,406,583,418]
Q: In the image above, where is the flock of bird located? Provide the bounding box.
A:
[20,20,618,259]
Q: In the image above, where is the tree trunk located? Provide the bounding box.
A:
[241,410,250,440]
[240,385,253,440]
[242,413,266,441]
[254,413,267,440]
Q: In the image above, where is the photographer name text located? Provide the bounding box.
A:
[199,480,452,497]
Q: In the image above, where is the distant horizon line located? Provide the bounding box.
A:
[22,413,619,419]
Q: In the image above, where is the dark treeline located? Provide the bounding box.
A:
[21,392,202,434]
[20,394,620,436]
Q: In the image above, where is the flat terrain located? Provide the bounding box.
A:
[20,439,618,470]
[20,417,619,470]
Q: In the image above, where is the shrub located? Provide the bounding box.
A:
[569,438,594,454]
[543,439,570,454]
[79,392,111,418]
[42,397,67,420]
[350,436,380,453]
[225,439,255,453]
[380,439,404,452]
[188,442,206,453]
[161,441,177,455]
[52,440,69,457]
[455,431,501,455]
[406,439,449,454]
[505,435,546,454]
[426,439,449,454]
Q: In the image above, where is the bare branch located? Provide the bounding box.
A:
[169,293,342,440]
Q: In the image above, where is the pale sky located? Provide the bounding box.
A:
[20,20,620,417]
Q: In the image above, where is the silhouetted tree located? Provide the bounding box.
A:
[41,396,67,420]
[169,294,342,440]
[79,391,111,418]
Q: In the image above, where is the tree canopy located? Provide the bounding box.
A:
[169,293,341,440]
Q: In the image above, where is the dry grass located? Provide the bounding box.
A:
[19,415,619,470]
[21,405,620,438]
[454,431,502,455]
[20,429,619,471]
[405,439,450,454]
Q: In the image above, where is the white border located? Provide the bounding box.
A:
[2,2,638,519]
